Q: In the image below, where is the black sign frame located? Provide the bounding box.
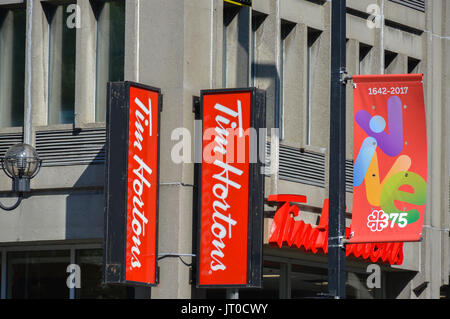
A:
[103,81,162,288]
[195,87,266,289]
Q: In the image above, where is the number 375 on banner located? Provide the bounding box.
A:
[350,74,427,244]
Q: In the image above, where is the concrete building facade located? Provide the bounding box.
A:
[0,0,448,299]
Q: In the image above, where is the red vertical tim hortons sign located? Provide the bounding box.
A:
[104,82,161,287]
[197,88,265,288]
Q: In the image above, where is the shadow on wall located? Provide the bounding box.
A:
[385,271,418,299]
[65,145,106,241]
[225,3,279,131]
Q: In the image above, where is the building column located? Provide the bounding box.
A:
[410,0,449,299]
[126,0,223,299]
[75,0,97,126]
[26,0,50,138]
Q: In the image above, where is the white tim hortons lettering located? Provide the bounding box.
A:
[135,97,152,137]
[134,97,152,150]
[212,160,243,190]
[208,99,245,273]
[130,154,152,269]
[129,97,154,270]
[214,101,243,137]
[134,115,145,152]
[213,115,230,155]
[210,239,226,271]
[133,154,152,188]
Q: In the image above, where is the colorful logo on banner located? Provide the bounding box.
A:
[350,74,427,244]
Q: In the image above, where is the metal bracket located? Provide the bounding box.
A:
[0,195,23,212]
[158,253,196,259]
[192,96,201,119]
[158,253,196,267]
[158,253,196,285]
[339,68,353,85]
[328,236,349,249]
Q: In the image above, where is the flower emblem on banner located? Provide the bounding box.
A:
[367,210,389,232]
[350,74,427,244]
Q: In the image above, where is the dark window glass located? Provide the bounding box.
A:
[94,0,125,123]
[359,43,373,75]
[306,28,322,146]
[46,4,76,125]
[7,250,70,299]
[75,249,129,299]
[0,8,26,128]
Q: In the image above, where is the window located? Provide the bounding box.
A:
[441,281,450,299]
[7,250,71,299]
[280,20,296,141]
[45,3,77,125]
[408,57,421,74]
[384,50,399,74]
[75,249,129,299]
[206,260,282,299]
[207,259,384,299]
[306,28,322,146]
[250,11,266,87]
[1,247,131,299]
[0,7,26,128]
[359,43,373,75]
[93,0,125,123]
[250,10,282,135]
[223,1,249,89]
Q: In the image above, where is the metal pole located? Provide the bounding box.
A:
[328,0,347,299]
[24,0,34,146]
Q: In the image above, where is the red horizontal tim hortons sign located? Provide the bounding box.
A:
[197,88,265,288]
[104,82,161,287]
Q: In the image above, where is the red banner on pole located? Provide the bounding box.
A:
[350,74,427,244]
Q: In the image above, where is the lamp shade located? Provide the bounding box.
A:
[3,144,41,179]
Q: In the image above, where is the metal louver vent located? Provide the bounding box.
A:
[0,133,23,158]
[265,143,326,188]
[265,143,354,192]
[389,0,425,12]
[36,129,106,167]
[346,160,354,193]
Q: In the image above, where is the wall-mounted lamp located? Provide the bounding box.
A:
[0,144,42,211]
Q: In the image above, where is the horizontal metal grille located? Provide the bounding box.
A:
[279,145,326,188]
[265,143,326,188]
[389,0,425,12]
[265,143,354,191]
[1,132,357,192]
[0,133,23,158]
[346,160,354,193]
[36,129,106,167]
